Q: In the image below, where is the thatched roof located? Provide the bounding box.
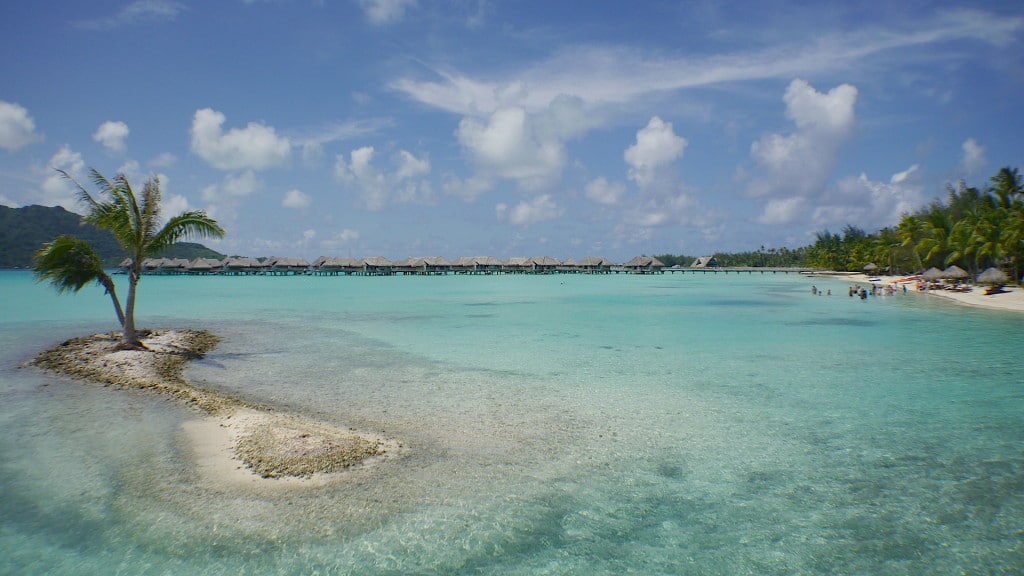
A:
[624,255,665,268]
[922,267,944,281]
[361,256,393,267]
[531,256,560,266]
[942,265,969,279]
[579,256,612,267]
[863,262,878,271]
[977,267,1008,284]
[692,256,717,268]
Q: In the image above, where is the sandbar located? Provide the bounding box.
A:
[29,329,400,486]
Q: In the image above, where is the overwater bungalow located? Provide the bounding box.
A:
[691,256,718,268]
[623,256,665,274]
[578,256,614,274]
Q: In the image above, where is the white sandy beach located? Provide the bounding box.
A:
[823,272,1024,313]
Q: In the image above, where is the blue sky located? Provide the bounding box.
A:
[2,1,1022,260]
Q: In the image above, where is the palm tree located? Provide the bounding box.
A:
[34,169,225,348]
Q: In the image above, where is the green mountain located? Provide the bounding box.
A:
[0,204,226,269]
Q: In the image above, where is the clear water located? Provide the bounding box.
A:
[1,270,1022,575]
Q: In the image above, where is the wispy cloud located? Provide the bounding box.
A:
[392,9,1022,115]
[74,0,186,30]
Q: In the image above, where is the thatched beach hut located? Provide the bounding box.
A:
[942,265,969,282]
[977,267,1008,285]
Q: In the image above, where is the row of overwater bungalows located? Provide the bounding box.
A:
[126,255,670,276]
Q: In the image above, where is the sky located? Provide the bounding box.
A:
[1,0,1022,261]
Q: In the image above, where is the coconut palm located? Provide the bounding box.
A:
[34,169,224,348]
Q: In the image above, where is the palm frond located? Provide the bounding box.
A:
[33,236,105,294]
[147,211,225,256]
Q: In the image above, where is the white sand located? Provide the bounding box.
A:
[823,273,1024,313]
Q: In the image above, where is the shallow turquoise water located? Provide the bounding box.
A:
[1,270,1022,574]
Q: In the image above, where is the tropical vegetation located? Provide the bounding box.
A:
[805,166,1023,282]
[33,169,225,348]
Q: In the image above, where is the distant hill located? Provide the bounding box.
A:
[0,204,226,269]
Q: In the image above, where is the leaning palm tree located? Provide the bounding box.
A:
[34,169,225,348]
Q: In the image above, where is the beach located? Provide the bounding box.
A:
[818,272,1024,313]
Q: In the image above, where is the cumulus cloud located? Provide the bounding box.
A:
[811,165,925,231]
[75,0,185,30]
[201,170,263,202]
[93,121,129,152]
[190,108,291,171]
[282,188,311,209]
[585,177,626,206]
[960,138,986,175]
[359,0,415,24]
[757,197,807,225]
[495,194,562,226]
[335,147,432,210]
[39,146,85,209]
[0,101,42,151]
[625,116,687,188]
[452,95,594,197]
[748,79,857,204]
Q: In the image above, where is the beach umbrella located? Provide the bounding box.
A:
[942,265,969,279]
[977,267,1008,285]
[862,262,878,272]
[922,267,944,281]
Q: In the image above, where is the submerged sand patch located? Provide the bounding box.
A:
[29,329,398,484]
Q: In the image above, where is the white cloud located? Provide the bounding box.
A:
[811,165,925,230]
[0,101,42,151]
[335,147,432,210]
[757,197,807,225]
[442,173,494,201]
[625,116,687,188]
[39,146,85,209]
[457,106,565,190]
[359,0,415,25]
[148,152,177,168]
[391,10,1020,116]
[585,177,626,206]
[75,0,185,30]
[162,193,190,219]
[454,96,594,195]
[303,229,316,241]
[748,79,858,199]
[93,121,129,152]
[282,188,311,209]
[495,194,562,226]
[960,138,986,175]
[190,108,291,171]
[202,170,263,202]
[321,228,361,251]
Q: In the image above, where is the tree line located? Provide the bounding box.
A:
[805,167,1023,281]
[654,166,1021,284]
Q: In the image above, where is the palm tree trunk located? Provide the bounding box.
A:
[121,269,141,348]
[97,272,125,327]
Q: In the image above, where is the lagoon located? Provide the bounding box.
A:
[1,270,1022,574]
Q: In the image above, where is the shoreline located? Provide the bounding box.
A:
[29,329,401,487]
[812,272,1024,313]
